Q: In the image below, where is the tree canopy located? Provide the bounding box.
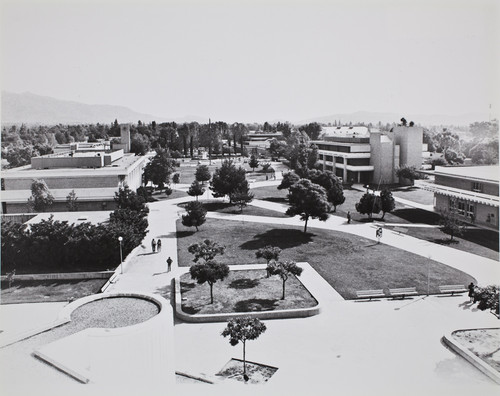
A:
[267,260,303,300]
[355,192,381,218]
[27,179,54,212]
[189,260,230,304]
[210,159,248,202]
[188,239,226,263]
[181,201,207,231]
[187,180,205,201]
[143,148,179,191]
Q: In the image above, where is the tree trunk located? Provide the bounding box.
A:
[183,136,188,156]
[282,279,286,300]
[209,283,214,303]
[381,211,385,220]
[303,216,309,233]
[243,341,246,375]
[190,136,194,157]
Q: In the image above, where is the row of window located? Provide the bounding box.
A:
[318,154,369,166]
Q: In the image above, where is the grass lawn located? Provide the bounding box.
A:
[200,201,287,218]
[0,279,107,304]
[390,186,435,205]
[180,269,317,314]
[176,218,475,299]
[149,189,187,201]
[251,185,289,202]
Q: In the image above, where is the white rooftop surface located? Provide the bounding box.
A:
[434,165,500,183]
[25,211,112,225]
[1,187,119,202]
[321,126,370,138]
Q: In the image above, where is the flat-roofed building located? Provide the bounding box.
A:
[418,165,499,229]
[312,125,426,185]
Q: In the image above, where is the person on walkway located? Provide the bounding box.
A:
[347,211,351,224]
[157,239,162,252]
[167,257,173,272]
[376,227,383,244]
[468,282,475,303]
[151,238,156,253]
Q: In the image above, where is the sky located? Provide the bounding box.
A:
[1,0,499,123]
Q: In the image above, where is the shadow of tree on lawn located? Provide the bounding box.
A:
[239,228,314,250]
[234,298,279,312]
[228,278,260,289]
[177,230,196,239]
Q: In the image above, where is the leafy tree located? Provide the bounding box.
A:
[230,123,249,155]
[221,317,267,378]
[248,154,259,172]
[396,165,420,183]
[130,133,150,155]
[379,189,395,219]
[430,158,447,170]
[439,210,465,241]
[267,260,303,300]
[188,239,226,263]
[66,190,79,211]
[256,246,281,277]
[299,122,322,140]
[189,260,230,304]
[172,172,180,184]
[210,159,247,202]
[143,148,178,192]
[355,193,381,219]
[27,179,54,212]
[195,164,211,184]
[268,138,287,159]
[286,179,331,233]
[307,169,345,212]
[187,180,205,201]
[114,185,148,214]
[473,285,499,314]
[229,183,254,213]
[277,171,300,191]
[181,201,207,231]
[469,142,498,165]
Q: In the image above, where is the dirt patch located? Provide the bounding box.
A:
[452,328,500,372]
[216,358,278,383]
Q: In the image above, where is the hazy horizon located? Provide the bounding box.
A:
[2,0,499,123]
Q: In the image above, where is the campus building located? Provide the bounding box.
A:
[1,125,146,214]
[417,166,499,229]
[312,125,426,185]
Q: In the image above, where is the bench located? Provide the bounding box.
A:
[388,287,418,299]
[356,289,385,301]
[392,227,408,235]
[438,285,467,295]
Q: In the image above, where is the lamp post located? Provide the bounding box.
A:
[118,236,123,274]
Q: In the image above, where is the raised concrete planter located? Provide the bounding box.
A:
[0,271,113,282]
[442,328,500,385]
[174,266,321,323]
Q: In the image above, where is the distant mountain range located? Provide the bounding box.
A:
[1,91,490,126]
[0,91,206,125]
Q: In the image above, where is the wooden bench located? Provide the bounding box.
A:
[392,227,409,235]
[355,289,385,301]
[388,287,418,299]
[438,285,467,295]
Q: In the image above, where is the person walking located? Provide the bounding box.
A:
[376,227,382,244]
[468,282,475,303]
[157,239,162,252]
[166,257,173,272]
[347,211,351,224]
[151,238,156,253]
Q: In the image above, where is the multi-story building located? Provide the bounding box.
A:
[312,125,426,185]
[417,165,499,229]
[1,125,146,214]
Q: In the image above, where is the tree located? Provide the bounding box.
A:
[188,239,226,263]
[355,193,381,219]
[379,189,395,219]
[172,172,180,185]
[473,285,499,314]
[130,133,150,156]
[469,142,498,165]
[27,179,54,212]
[229,183,254,213]
[66,190,78,211]
[195,164,211,184]
[143,148,178,192]
[439,210,465,241]
[210,159,247,202]
[307,169,345,212]
[114,184,148,214]
[286,179,331,233]
[248,154,259,172]
[187,180,205,201]
[267,260,303,300]
[396,165,420,184]
[181,201,207,231]
[299,122,322,140]
[189,260,230,304]
[256,246,281,278]
[277,171,300,191]
[221,317,267,378]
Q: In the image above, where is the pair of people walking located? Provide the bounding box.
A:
[151,238,162,253]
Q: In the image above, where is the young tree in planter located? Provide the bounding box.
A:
[27,179,54,212]
[189,260,230,304]
[249,154,259,172]
[188,239,226,263]
[439,210,465,241]
[267,260,303,300]
[355,192,381,219]
[379,189,396,220]
[255,246,282,277]
[187,180,205,201]
[229,182,254,213]
[181,201,207,231]
[66,190,79,211]
[286,179,331,233]
[221,317,267,378]
[195,164,211,184]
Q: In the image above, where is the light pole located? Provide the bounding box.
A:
[427,256,431,296]
[118,236,123,274]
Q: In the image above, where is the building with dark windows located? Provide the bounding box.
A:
[418,165,499,229]
[312,125,426,185]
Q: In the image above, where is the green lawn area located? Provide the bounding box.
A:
[0,279,107,304]
[180,269,317,314]
[251,185,289,202]
[391,186,435,205]
[200,201,287,218]
[176,218,475,299]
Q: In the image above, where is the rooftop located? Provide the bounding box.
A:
[434,166,500,183]
[321,126,370,138]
